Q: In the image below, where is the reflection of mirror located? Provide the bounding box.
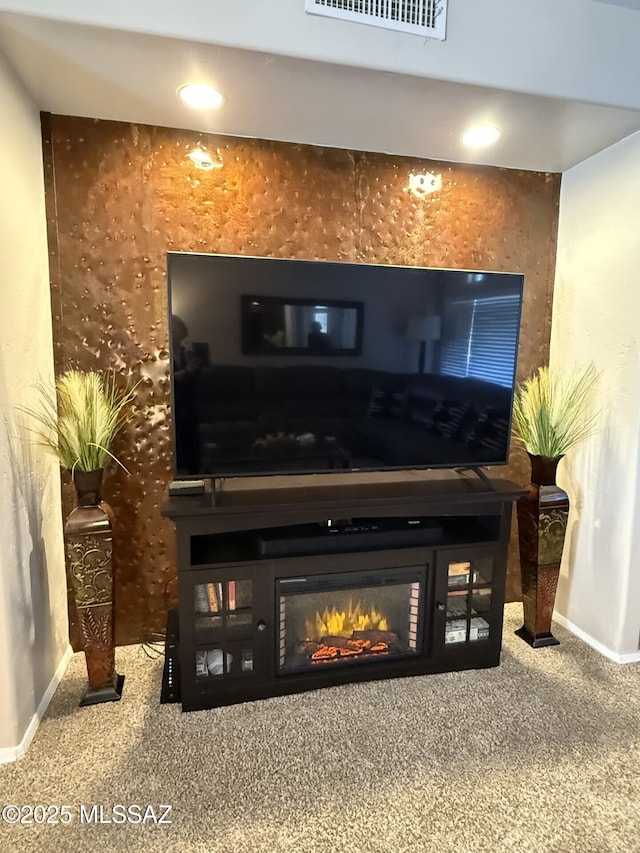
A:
[242,295,364,356]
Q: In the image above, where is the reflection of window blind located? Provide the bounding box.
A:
[439,295,520,387]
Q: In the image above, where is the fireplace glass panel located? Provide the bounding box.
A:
[277,566,426,674]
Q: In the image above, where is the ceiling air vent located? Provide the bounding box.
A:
[305,0,447,40]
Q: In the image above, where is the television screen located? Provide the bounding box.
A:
[168,253,524,479]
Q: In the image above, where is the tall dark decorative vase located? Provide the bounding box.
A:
[515,454,569,648]
[65,468,124,705]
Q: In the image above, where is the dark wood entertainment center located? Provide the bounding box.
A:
[162,473,525,712]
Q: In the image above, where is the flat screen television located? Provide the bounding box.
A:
[167,252,524,479]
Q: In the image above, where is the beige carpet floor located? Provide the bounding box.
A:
[1,603,640,853]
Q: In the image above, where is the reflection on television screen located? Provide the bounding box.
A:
[168,253,524,479]
[242,296,363,355]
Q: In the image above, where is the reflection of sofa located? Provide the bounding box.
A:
[193,365,512,472]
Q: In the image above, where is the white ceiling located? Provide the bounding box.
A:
[1,9,640,173]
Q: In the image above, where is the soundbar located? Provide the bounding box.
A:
[258,517,444,558]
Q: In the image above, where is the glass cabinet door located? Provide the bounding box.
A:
[438,551,495,647]
[193,578,255,681]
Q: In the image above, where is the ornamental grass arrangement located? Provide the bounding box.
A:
[512,364,599,460]
[20,370,137,474]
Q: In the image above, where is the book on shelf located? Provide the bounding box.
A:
[195,650,208,677]
[448,560,471,587]
[445,619,467,644]
[470,617,490,641]
[445,616,489,644]
[197,581,237,615]
[206,582,220,613]
[195,584,210,614]
[228,580,237,611]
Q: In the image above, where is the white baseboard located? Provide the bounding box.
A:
[0,644,73,764]
[553,612,640,664]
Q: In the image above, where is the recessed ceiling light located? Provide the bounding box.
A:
[461,125,501,147]
[178,83,224,110]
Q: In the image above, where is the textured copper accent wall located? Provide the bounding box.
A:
[42,114,560,646]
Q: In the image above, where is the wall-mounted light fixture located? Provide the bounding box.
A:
[186,147,223,171]
[406,172,442,199]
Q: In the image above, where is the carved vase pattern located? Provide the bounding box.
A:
[516,454,569,648]
[65,469,123,704]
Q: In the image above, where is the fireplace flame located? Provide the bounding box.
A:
[305,600,388,643]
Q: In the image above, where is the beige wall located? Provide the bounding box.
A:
[0,50,69,759]
[552,129,640,659]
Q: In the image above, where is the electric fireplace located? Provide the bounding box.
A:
[277,567,425,675]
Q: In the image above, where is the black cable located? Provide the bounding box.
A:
[139,574,176,661]
[141,641,165,659]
